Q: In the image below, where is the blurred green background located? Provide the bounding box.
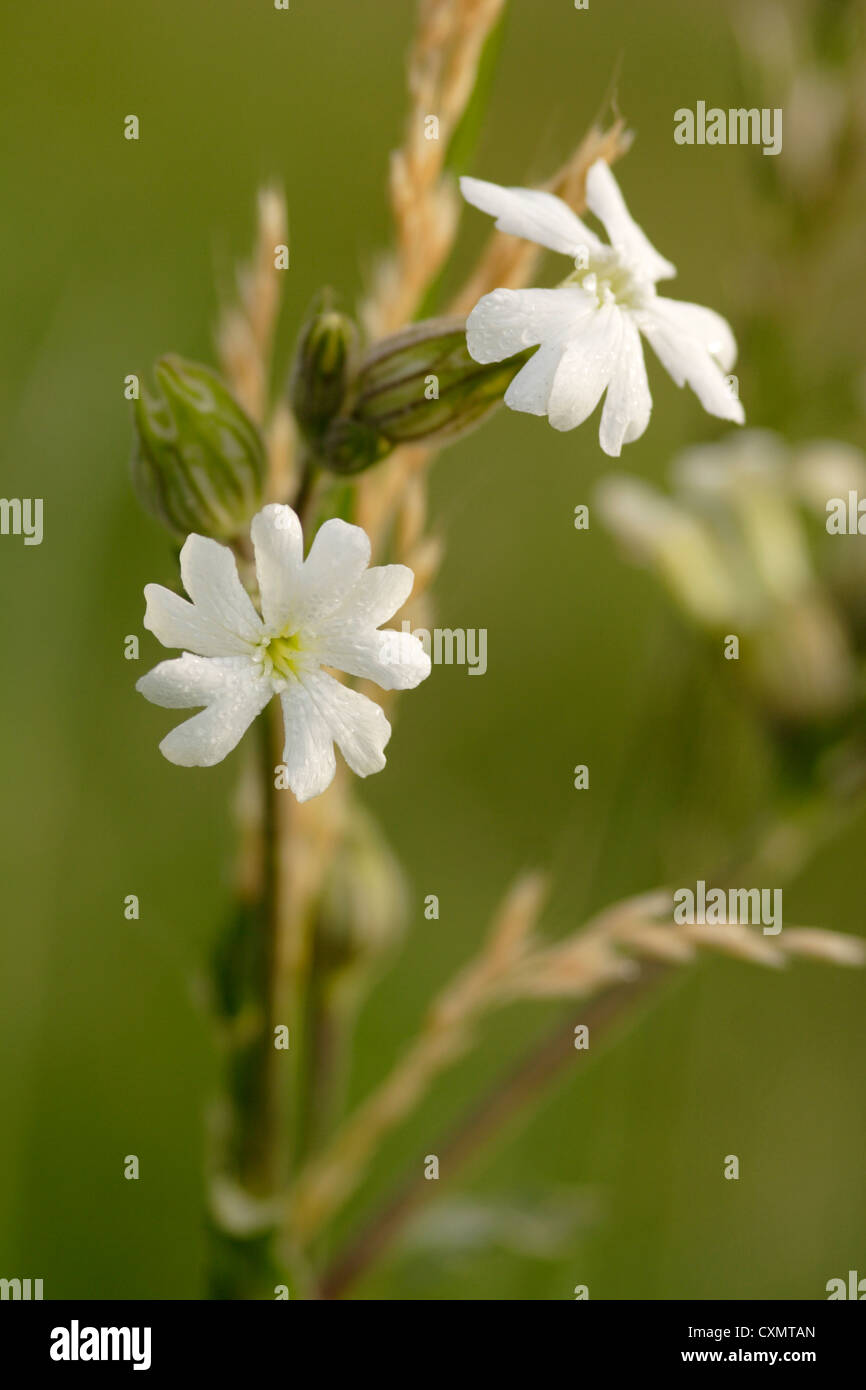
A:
[1,0,864,1300]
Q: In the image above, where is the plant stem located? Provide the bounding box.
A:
[296,971,352,1162]
[205,705,294,1297]
[249,702,291,1192]
[293,453,318,526]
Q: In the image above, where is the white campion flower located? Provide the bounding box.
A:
[136,504,431,801]
[460,159,745,456]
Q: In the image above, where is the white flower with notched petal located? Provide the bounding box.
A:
[460,159,745,456]
[136,504,431,801]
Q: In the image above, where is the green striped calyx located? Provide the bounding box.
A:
[131,356,265,541]
[318,318,532,475]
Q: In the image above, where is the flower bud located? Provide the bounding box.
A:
[319,318,530,475]
[131,355,265,540]
[289,299,357,444]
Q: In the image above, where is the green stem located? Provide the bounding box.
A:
[297,969,357,1164]
[293,453,319,525]
[205,708,295,1297]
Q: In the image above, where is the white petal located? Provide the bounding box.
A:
[585,160,676,282]
[316,629,431,690]
[179,534,263,644]
[637,304,745,424]
[143,584,253,656]
[297,518,371,626]
[598,315,652,457]
[329,564,415,628]
[546,304,624,432]
[147,662,271,767]
[460,176,602,259]
[278,683,337,802]
[504,340,568,416]
[136,653,251,707]
[301,670,391,779]
[251,503,304,632]
[650,297,738,373]
[466,287,593,364]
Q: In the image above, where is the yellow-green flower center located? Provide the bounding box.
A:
[561,250,646,311]
[264,630,305,679]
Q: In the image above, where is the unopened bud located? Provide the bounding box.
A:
[290,300,357,444]
[131,356,265,540]
[319,318,530,475]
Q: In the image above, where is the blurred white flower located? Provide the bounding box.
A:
[460,159,744,456]
[137,504,430,800]
[793,439,866,515]
[597,430,859,724]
